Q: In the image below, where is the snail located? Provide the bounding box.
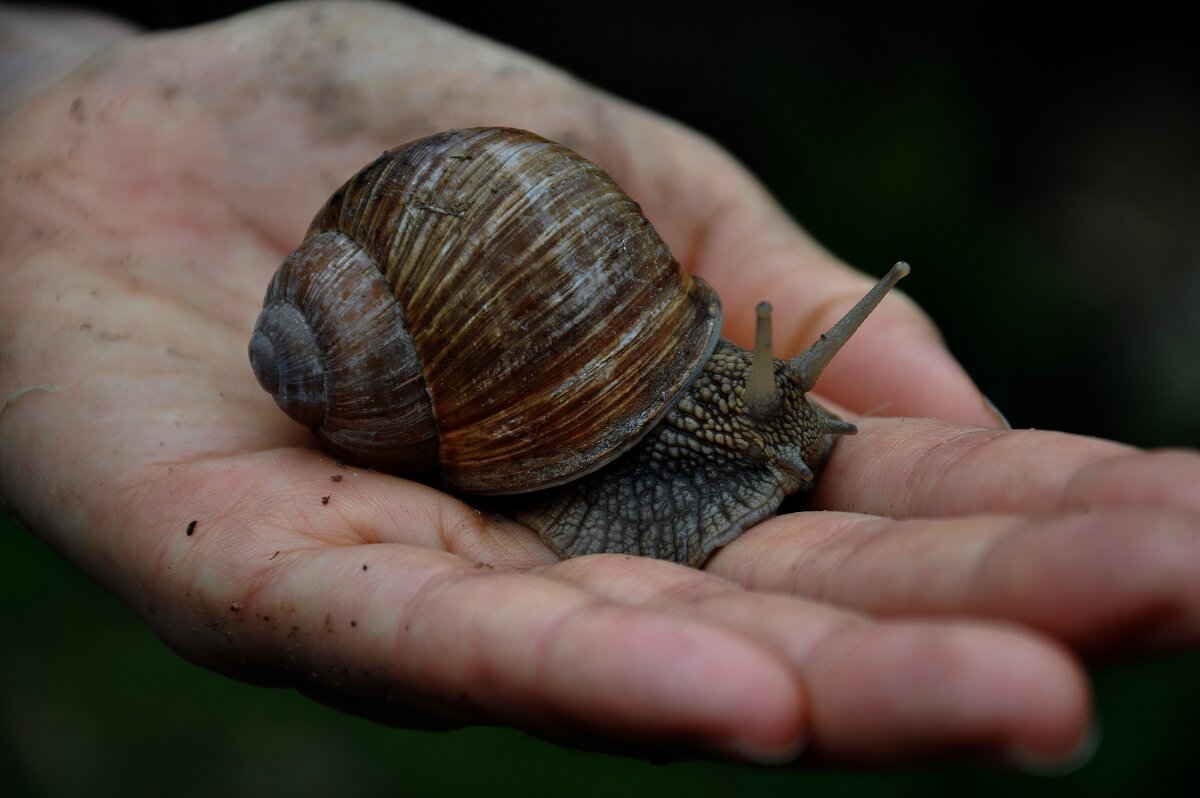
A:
[249,127,907,567]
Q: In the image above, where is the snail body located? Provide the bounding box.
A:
[250,127,907,566]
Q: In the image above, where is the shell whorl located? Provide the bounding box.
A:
[250,231,439,474]
[277,127,722,495]
[249,302,325,429]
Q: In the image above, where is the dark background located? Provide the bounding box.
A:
[4,2,1199,795]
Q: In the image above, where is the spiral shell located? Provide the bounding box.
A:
[251,127,721,494]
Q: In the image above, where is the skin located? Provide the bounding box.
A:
[2,0,1199,767]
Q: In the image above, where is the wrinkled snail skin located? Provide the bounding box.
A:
[249,127,908,567]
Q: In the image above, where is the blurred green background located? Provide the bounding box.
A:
[4,2,1198,795]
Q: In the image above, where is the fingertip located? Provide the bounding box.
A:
[549,608,809,763]
[713,647,810,764]
[1006,718,1103,775]
[984,628,1094,769]
[716,727,810,765]
[800,621,1092,763]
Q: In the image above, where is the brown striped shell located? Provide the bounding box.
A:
[249,127,721,494]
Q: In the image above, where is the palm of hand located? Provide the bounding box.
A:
[2,2,1198,766]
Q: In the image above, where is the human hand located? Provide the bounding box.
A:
[3,0,1197,767]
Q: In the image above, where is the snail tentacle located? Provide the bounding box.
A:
[788,261,911,392]
[746,301,783,420]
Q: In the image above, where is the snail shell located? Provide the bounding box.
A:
[250,127,720,494]
[250,127,907,565]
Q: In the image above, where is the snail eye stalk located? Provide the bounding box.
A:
[789,261,910,392]
[746,301,783,420]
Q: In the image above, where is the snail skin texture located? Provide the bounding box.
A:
[249,127,908,567]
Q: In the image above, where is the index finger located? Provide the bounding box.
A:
[585,113,1001,427]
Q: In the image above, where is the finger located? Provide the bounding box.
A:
[708,507,1200,656]
[551,555,1090,765]
[584,113,1000,428]
[813,417,1200,518]
[152,533,806,764]
[138,452,805,761]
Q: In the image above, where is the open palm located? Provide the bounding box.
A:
[3,1,1198,766]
